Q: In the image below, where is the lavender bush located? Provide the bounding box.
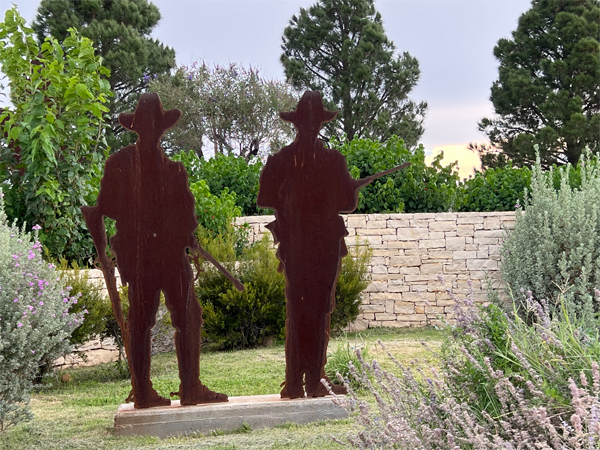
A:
[0,194,84,431]
[326,284,600,448]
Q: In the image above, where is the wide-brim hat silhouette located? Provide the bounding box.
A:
[280,91,338,130]
[119,92,181,135]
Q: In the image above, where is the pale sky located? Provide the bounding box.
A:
[2,0,533,177]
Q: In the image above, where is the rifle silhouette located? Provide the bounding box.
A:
[190,242,244,291]
[354,162,411,189]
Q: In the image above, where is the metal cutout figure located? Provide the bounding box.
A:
[82,92,242,409]
[257,91,409,398]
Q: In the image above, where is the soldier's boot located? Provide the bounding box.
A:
[130,328,171,409]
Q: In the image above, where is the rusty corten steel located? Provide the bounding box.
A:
[82,92,240,409]
[257,91,410,399]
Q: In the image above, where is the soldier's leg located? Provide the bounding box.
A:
[304,260,348,397]
[128,280,170,408]
[164,262,227,405]
[280,281,305,399]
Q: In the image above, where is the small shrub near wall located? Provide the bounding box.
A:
[196,225,371,349]
[0,195,84,431]
[57,260,112,347]
[196,233,286,349]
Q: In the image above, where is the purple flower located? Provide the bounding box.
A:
[32,224,42,230]
[14,298,18,302]
[17,323,22,328]
[143,73,150,81]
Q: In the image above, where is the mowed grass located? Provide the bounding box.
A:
[1,327,445,450]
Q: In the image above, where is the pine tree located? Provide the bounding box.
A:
[32,0,175,146]
[280,0,426,148]
[477,0,599,169]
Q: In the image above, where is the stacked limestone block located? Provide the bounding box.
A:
[236,212,516,329]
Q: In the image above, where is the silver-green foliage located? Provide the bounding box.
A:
[0,194,84,431]
[502,148,600,316]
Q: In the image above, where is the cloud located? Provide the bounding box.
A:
[424,144,483,180]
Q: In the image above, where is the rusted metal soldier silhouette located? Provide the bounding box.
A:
[257,91,408,398]
[82,92,242,409]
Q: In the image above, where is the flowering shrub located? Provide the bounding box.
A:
[326,283,600,448]
[0,195,84,431]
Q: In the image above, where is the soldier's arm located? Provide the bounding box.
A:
[256,156,280,210]
[81,154,122,256]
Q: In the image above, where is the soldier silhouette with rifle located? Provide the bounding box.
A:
[257,91,409,399]
[82,92,243,409]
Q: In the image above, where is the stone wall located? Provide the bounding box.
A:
[236,211,516,329]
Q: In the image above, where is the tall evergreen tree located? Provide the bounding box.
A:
[477,0,599,169]
[32,0,175,146]
[280,0,426,148]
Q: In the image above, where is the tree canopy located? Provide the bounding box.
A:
[32,0,175,146]
[280,0,426,148]
[477,0,600,169]
[0,7,112,263]
[150,62,298,161]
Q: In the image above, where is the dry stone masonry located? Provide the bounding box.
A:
[237,211,516,329]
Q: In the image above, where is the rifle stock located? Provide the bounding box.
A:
[81,206,131,359]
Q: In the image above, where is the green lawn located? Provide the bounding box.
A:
[1,327,444,450]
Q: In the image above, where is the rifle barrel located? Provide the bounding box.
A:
[354,162,411,189]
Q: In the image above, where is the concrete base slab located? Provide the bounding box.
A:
[114,394,348,437]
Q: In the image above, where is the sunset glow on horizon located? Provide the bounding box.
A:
[425,144,483,180]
